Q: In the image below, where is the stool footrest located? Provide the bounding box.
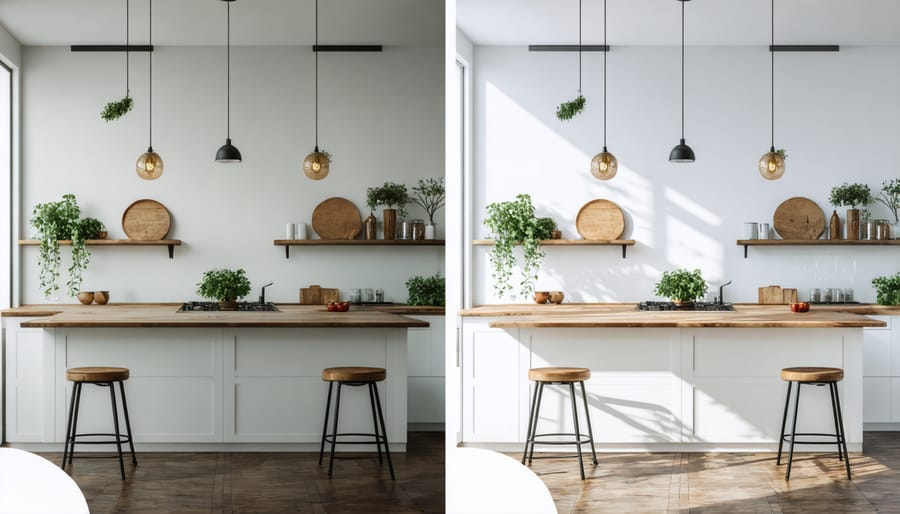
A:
[69,432,132,445]
[781,433,844,445]
[529,432,594,446]
[324,432,389,445]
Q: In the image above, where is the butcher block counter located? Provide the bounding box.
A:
[458,303,883,453]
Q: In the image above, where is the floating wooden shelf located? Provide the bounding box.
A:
[737,239,900,258]
[19,239,182,258]
[473,239,636,258]
[274,239,445,258]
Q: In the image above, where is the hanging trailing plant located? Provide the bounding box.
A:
[555,0,587,121]
[30,194,98,299]
[101,0,133,121]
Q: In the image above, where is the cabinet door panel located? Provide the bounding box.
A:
[865,329,891,377]
[864,377,891,423]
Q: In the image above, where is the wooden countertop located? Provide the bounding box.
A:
[2,304,430,328]
[459,304,888,328]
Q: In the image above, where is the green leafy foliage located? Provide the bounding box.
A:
[872,273,900,305]
[876,178,900,222]
[556,95,586,121]
[367,182,410,217]
[775,148,787,159]
[100,95,133,121]
[829,183,873,209]
[483,194,556,298]
[77,217,104,239]
[196,269,252,302]
[411,177,445,225]
[653,268,708,302]
[406,274,445,306]
[30,194,100,298]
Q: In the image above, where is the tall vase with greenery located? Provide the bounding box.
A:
[483,193,556,299]
[411,177,445,239]
[829,183,872,241]
[366,182,409,240]
[876,178,900,239]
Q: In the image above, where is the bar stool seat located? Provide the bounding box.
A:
[776,366,850,480]
[319,366,394,479]
[62,367,137,480]
[528,367,591,382]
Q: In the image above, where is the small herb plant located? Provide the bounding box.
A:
[406,274,445,306]
[367,182,410,218]
[775,149,787,160]
[829,183,873,209]
[556,95,586,121]
[30,194,101,299]
[77,218,105,239]
[100,95,133,121]
[876,178,900,222]
[196,268,252,302]
[872,272,900,305]
[411,177,446,226]
[653,268,708,303]
[483,193,556,298]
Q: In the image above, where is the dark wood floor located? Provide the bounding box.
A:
[508,432,900,513]
[36,432,444,514]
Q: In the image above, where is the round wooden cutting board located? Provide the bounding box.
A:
[576,199,625,240]
[121,199,171,240]
[311,197,362,240]
[773,197,825,240]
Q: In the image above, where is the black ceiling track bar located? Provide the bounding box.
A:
[71,45,154,52]
[529,45,610,52]
[312,45,382,52]
[770,45,839,52]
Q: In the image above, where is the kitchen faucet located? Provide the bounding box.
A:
[715,281,732,304]
[259,282,274,304]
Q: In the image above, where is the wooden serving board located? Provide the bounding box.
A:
[758,285,797,304]
[121,199,171,240]
[311,197,362,240]
[576,199,625,240]
[299,285,340,305]
[773,197,825,240]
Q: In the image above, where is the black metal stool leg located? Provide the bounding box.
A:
[372,381,395,480]
[117,381,138,466]
[827,382,844,462]
[319,381,334,465]
[108,382,126,480]
[528,382,545,465]
[832,382,852,480]
[785,382,802,480]
[66,382,84,470]
[522,381,541,465]
[579,381,598,466]
[367,382,384,464]
[569,382,586,480]
[62,382,79,470]
[327,383,343,478]
[776,381,793,465]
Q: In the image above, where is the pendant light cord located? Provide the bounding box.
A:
[578,0,582,94]
[770,0,775,149]
[125,0,130,96]
[603,0,607,146]
[226,0,231,139]
[314,0,319,149]
[680,0,685,139]
[148,0,152,147]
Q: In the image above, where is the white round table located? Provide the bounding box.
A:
[447,447,557,514]
[0,448,89,514]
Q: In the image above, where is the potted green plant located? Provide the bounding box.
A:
[196,268,252,310]
[556,95,586,121]
[653,268,708,307]
[872,272,900,305]
[366,182,409,240]
[30,194,101,299]
[829,183,872,240]
[482,193,556,298]
[406,274,445,306]
[876,178,900,239]
[410,177,445,240]
[100,95,133,122]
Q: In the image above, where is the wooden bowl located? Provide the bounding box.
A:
[93,291,109,305]
[533,291,550,304]
[77,291,94,305]
[549,291,565,304]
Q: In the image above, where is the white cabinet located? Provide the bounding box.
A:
[406,315,445,428]
[862,316,900,426]
[3,317,53,443]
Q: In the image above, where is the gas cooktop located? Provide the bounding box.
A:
[178,301,279,312]
[637,301,735,312]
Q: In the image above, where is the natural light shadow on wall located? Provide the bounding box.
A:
[664,186,724,279]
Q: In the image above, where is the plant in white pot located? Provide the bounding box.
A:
[876,178,900,239]
[411,177,445,240]
[653,268,708,308]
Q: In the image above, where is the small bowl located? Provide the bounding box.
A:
[533,291,550,304]
[77,291,94,305]
[93,291,110,305]
[789,302,809,313]
[549,291,565,304]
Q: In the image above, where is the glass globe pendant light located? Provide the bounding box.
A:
[758,0,785,180]
[215,0,242,163]
[591,0,617,180]
[136,0,162,179]
[303,0,330,180]
[669,0,695,163]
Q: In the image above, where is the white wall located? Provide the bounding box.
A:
[19,44,444,304]
[471,45,900,304]
[0,21,20,67]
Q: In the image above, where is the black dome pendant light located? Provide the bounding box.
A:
[590,0,617,180]
[669,0,695,163]
[303,0,330,180]
[215,0,242,163]
[136,0,163,179]
[758,0,785,180]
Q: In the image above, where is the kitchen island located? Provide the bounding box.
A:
[3,304,429,452]
[458,304,886,452]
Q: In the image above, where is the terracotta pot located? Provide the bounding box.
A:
[219,300,238,311]
[672,300,694,310]
[846,208,860,240]
[97,231,108,240]
[533,291,550,304]
[93,291,109,305]
[76,291,94,305]
[549,291,565,304]
[383,209,397,241]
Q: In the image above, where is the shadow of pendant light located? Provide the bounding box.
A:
[136,0,162,179]
[215,0,241,163]
[591,0,617,180]
[758,0,785,180]
[303,0,330,180]
[669,0,695,163]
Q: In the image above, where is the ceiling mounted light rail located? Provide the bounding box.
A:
[668,0,695,163]
[136,0,162,180]
[215,0,242,164]
[590,0,616,180]
[758,0,784,180]
[528,45,609,52]
[312,45,382,52]
[303,0,331,180]
[71,45,154,52]
[770,45,840,52]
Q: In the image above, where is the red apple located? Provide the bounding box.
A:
[326,302,338,312]
[336,302,350,312]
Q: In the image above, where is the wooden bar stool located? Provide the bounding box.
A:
[776,366,851,480]
[318,366,394,479]
[62,367,138,480]
[522,367,598,480]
